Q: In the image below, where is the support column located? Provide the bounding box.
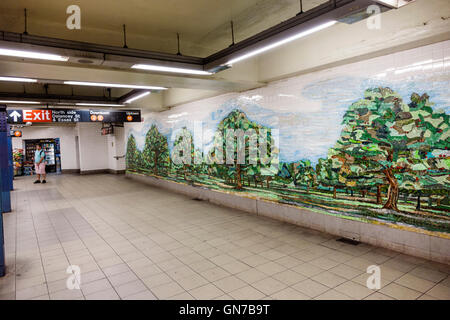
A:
[0,108,11,213]
[0,105,7,277]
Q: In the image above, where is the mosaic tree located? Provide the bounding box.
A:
[142,124,170,175]
[316,158,341,198]
[209,109,277,190]
[295,160,316,192]
[171,127,195,180]
[330,87,449,211]
[396,93,450,209]
[126,134,139,170]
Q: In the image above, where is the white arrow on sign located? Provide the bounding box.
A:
[9,110,22,122]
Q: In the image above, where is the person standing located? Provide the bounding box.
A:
[34,144,47,184]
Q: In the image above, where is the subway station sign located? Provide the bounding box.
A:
[7,108,141,124]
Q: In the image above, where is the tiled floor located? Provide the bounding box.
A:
[0,174,449,300]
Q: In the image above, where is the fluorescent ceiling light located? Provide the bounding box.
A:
[64,81,167,90]
[0,100,40,104]
[132,64,212,75]
[0,76,37,83]
[125,91,150,104]
[0,48,69,61]
[226,20,337,65]
[76,103,124,107]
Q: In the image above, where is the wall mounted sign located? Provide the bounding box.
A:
[11,130,22,137]
[7,109,141,124]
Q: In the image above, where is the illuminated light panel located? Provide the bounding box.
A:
[131,64,212,75]
[0,100,40,104]
[0,48,69,61]
[226,20,337,65]
[0,76,37,83]
[76,103,124,107]
[125,91,150,104]
[64,81,167,90]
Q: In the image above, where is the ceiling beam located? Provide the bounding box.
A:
[0,0,403,73]
[0,60,263,92]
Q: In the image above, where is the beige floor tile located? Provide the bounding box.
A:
[123,290,157,300]
[152,282,185,299]
[272,269,306,286]
[255,261,286,276]
[81,270,106,284]
[102,263,131,277]
[364,292,395,300]
[31,294,50,300]
[236,268,268,284]
[315,289,353,300]
[49,288,84,300]
[292,279,329,298]
[274,256,303,269]
[394,273,435,293]
[291,262,325,277]
[85,288,120,300]
[309,257,340,270]
[228,285,265,300]
[142,273,173,289]
[81,278,112,295]
[329,264,363,280]
[240,254,270,267]
[16,274,46,290]
[426,284,450,300]
[213,276,247,293]
[252,277,287,296]
[271,287,310,300]
[170,292,195,300]
[47,278,71,293]
[417,294,438,300]
[221,261,251,274]
[167,266,196,280]
[0,292,16,300]
[409,266,447,283]
[200,267,231,282]
[16,284,48,300]
[189,284,224,300]
[440,276,450,288]
[379,283,422,300]
[108,271,139,287]
[189,260,216,273]
[312,271,347,288]
[177,274,209,291]
[334,281,374,299]
[114,280,147,298]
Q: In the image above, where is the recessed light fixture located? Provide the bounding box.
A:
[0,100,40,104]
[64,81,167,90]
[0,76,38,83]
[226,20,337,65]
[125,91,150,104]
[75,103,124,107]
[131,64,212,75]
[0,48,69,61]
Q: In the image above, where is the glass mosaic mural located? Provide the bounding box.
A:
[126,41,450,235]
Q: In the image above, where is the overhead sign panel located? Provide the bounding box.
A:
[7,109,141,124]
